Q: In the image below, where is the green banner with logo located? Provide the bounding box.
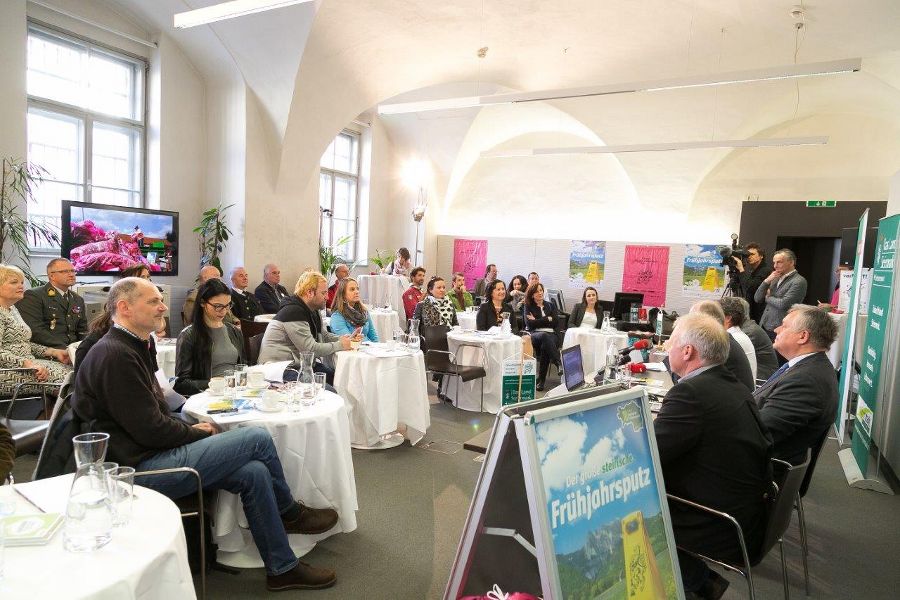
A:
[501,357,536,405]
[851,215,900,472]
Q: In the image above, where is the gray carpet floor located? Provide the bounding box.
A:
[11,377,900,599]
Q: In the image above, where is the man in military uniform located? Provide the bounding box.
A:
[18,258,88,349]
[229,266,263,320]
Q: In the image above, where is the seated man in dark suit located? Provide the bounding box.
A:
[229,266,263,321]
[689,300,754,390]
[655,313,773,600]
[73,277,338,591]
[753,304,839,464]
[255,263,290,313]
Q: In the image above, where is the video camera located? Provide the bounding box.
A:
[716,233,748,268]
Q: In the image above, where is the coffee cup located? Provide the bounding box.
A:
[261,390,281,410]
[247,369,265,387]
[208,377,226,394]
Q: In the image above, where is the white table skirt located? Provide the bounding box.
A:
[67,340,178,380]
[444,331,523,413]
[5,474,195,599]
[333,346,430,447]
[367,309,401,342]
[182,391,358,567]
[357,275,407,317]
[562,327,629,380]
[456,312,477,331]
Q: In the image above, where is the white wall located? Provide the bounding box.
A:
[0,0,26,164]
[889,170,900,217]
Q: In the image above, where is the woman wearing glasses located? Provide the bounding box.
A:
[174,279,246,395]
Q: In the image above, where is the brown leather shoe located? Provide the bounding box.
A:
[282,502,339,535]
[266,561,336,591]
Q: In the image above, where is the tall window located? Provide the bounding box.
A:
[319,130,360,261]
[26,24,146,249]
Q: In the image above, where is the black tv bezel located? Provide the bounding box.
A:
[61,200,179,277]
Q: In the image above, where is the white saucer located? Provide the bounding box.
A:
[253,400,282,413]
[205,389,225,397]
[246,382,269,390]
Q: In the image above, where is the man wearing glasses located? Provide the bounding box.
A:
[18,258,88,349]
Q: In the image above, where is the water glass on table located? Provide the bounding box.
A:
[0,475,16,518]
[72,432,110,468]
[107,467,135,527]
[314,372,326,399]
[234,364,248,390]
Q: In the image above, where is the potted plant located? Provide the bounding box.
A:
[369,249,395,274]
[319,234,354,277]
[0,157,60,285]
[193,203,233,274]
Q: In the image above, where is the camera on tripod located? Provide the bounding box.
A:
[716,233,747,297]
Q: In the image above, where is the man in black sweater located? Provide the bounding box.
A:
[73,277,339,592]
[734,243,773,323]
[656,313,773,600]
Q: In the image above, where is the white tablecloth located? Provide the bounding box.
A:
[444,330,523,413]
[357,275,407,317]
[562,327,629,379]
[367,309,402,342]
[456,311,477,331]
[333,346,430,447]
[4,474,195,599]
[182,391,358,567]
[254,314,276,322]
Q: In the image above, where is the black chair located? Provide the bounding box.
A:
[420,325,487,411]
[668,450,811,600]
[0,369,63,455]
[795,431,829,595]
[248,333,265,366]
[240,319,269,363]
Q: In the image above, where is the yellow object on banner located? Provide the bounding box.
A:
[585,261,601,283]
[621,511,667,600]
[701,267,719,292]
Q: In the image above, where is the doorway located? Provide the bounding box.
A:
[775,236,841,305]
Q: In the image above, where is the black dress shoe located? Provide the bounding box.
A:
[266,561,336,591]
[536,379,545,392]
[699,570,730,600]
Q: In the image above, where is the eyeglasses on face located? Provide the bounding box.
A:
[205,301,233,311]
[50,269,76,275]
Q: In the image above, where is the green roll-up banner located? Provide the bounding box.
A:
[836,211,868,441]
[851,214,900,472]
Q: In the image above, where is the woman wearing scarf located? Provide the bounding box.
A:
[330,278,379,342]
[413,276,459,328]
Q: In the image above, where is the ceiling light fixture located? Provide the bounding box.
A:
[480,136,829,158]
[378,58,860,115]
[174,0,314,29]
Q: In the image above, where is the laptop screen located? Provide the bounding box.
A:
[561,345,586,391]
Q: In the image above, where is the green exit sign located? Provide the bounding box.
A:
[806,200,837,208]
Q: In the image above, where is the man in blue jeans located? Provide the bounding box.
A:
[73,277,338,592]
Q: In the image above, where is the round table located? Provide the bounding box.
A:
[182,391,358,567]
[456,311,477,331]
[333,345,430,448]
[444,330,524,413]
[366,308,402,342]
[4,474,195,599]
[254,313,276,323]
[357,275,407,317]
[562,327,629,380]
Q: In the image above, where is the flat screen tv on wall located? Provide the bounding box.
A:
[61,200,179,276]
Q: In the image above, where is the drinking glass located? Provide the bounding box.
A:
[235,364,248,390]
[72,433,110,468]
[314,372,326,398]
[63,464,114,552]
[0,476,16,519]
[108,467,135,527]
[223,370,236,392]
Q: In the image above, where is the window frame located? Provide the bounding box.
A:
[319,129,362,262]
[26,20,149,253]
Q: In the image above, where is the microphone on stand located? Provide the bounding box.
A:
[617,339,651,365]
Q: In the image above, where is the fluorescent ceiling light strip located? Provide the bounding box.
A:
[174,0,314,29]
[378,58,861,115]
[481,136,829,158]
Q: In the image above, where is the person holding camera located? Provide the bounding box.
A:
[734,243,772,322]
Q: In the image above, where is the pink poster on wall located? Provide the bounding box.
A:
[622,245,670,306]
[453,239,488,290]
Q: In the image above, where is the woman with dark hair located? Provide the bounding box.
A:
[413,276,458,327]
[119,264,151,279]
[476,279,518,334]
[524,283,560,390]
[568,286,602,329]
[507,275,528,312]
[385,247,412,276]
[330,278,378,342]
[173,279,246,395]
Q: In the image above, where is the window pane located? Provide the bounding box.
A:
[333,175,356,220]
[332,219,355,260]
[319,172,332,211]
[319,139,335,170]
[29,181,83,249]
[333,134,352,172]
[89,51,139,119]
[27,33,87,109]
[92,122,140,191]
[91,187,139,208]
[27,108,84,183]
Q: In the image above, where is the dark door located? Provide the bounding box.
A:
[774,236,841,305]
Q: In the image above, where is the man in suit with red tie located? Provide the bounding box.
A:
[753,305,839,465]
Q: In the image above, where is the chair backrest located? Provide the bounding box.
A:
[799,430,829,498]
[241,319,269,362]
[421,325,450,354]
[248,333,265,366]
[33,374,80,480]
[756,450,811,564]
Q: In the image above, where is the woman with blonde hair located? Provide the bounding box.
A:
[330,278,378,342]
[0,264,72,395]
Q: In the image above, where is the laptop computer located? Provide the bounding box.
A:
[562,345,599,392]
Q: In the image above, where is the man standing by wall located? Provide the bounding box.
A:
[754,248,808,343]
[18,258,87,348]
